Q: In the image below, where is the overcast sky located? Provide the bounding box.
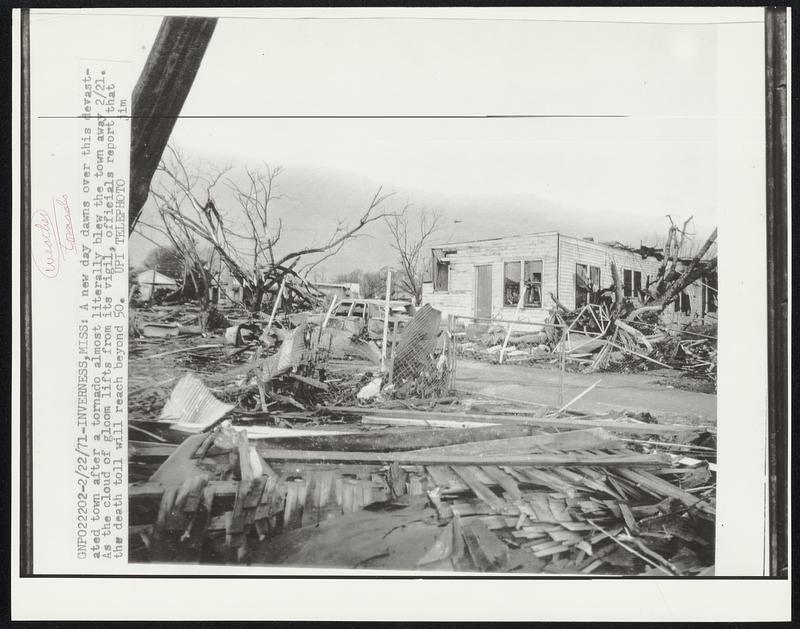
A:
[120,9,763,277]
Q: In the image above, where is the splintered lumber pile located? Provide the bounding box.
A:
[455,221,718,384]
[419,456,714,575]
[129,427,401,563]
[129,403,716,574]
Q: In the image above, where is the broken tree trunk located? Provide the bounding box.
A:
[129,17,217,233]
[659,228,718,308]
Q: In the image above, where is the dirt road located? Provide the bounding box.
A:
[455,359,716,423]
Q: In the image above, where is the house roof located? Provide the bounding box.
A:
[314,282,360,291]
[137,269,180,286]
[430,231,661,259]
[430,230,559,249]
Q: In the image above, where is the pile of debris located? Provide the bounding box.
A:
[129,401,716,574]
[455,222,718,390]
[548,303,718,385]
[128,302,458,479]
[453,303,717,390]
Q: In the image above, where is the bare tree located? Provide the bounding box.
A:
[626,217,717,320]
[136,184,221,327]
[385,207,442,304]
[139,145,397,313]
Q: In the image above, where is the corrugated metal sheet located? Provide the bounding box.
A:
[262,323,309,380]
[160,373,234,429]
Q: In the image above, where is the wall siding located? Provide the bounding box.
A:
[422,232,665,323]
[422,233,559,324]
[557,235,662,310]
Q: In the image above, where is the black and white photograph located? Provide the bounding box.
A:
[13,5,790,622]
[126,11,722,575]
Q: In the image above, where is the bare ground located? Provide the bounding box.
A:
[454,358,717,425]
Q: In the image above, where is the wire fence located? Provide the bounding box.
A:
[388,307,456,399]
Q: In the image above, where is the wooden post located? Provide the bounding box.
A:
[558,327,566,407]
[380,270,393,371]
[321,294,338,329]
[265,277,287,336]
[387,324,398,383]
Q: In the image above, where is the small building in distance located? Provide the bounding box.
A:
[421,231,716,325]
[312,282,361,301]
[136,269,180,301]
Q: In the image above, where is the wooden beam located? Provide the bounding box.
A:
[328,406,714,435]
[255,448,670,467]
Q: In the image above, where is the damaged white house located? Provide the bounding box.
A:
[421,231,717,324]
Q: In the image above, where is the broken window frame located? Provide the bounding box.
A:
[503,261,522,306]
[523,259,543,308]
[589,265,601,292]
[623,269,633,298]
[633,270,642,299]
[350,302,367,319]
[334,301,353,317]
[575,262,602,308]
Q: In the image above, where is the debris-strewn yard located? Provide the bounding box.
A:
[455,303,717,393]
[129,300,716,575]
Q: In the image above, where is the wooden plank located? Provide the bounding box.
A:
[511,529,548,540]
[533,543,571,558]
[547,498,573,523]
[153,485,178,539]
[520,468,579,498]
[396,427,621,459]
[237,430,254,481]
[480,515,517,530]
[301,472,318,527]
[461,520,510,571]
[256,423,534,453]
[243,477,268,528]
[528,494,557,522]
[363,416,495,429]
[501,466,529,483]
[480,466,522,500]
[547,530,584,544]
[129,441,180,459]
[228,479,254,535]
[450,466,507,513]
[256,448,670,467]
[283,480,307,528]
[328,406,713,435]
[618,502,640,535]
[254,475,279,520]
[615,468,715,515]
[243,476,267,509]
[165,476,195,531]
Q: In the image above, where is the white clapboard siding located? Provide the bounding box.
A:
[422,232,664,321]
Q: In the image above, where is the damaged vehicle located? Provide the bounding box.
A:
[323,299,414,340]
